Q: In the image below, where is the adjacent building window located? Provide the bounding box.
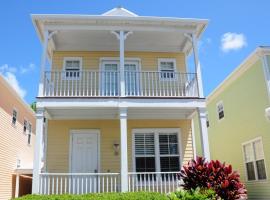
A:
[23,119,28,133]
[12,109,18,125]
[217,101,225,120]
[243,138,267,181]
[206,113,210,127]
[158,59,176,79]
[134,129,180,175]
[27,123,32,145]
[63,57,82,79]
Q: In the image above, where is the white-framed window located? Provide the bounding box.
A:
[206,113,210,128]
[242,138,267,181]
[63,57,82,79]
[23,119,28,133]
[27,123,32,145]
[133,128,181,175]
[12,108,18,125]
[217,101,225,120]
[158,58,176,79]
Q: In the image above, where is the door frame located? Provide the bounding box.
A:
[69,129,101,173]
[99,57,141,95]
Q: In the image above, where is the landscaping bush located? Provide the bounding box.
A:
[180,157,247,200]
[168,188,216,200]
[13,192,168,200]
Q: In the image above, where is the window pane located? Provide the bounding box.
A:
[169,144,178,154]
[135,157,155,172]
[169,135,177,143]
[160,62,174,70]
[256,159,267,180]
[159,134,178,155]
[12,110,17,124]
[27,134,31,145]
[253,140,264,160]
[243,143,254,162]
[246,162,256,181]
[160,157,180,172]
[23,120,27,132]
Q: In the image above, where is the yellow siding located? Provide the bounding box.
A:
[0,76,36,200]
[51,51,187,72]
[205,59,270,199]
[46,119,193,173]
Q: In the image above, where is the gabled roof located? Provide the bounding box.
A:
[207,46,270,103]
[102,6,138,17]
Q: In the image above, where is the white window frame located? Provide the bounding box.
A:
[158,58,177,80]
[132,128,182,173]
[12,107,18,126]
[216,101,225,121]
[242,137,268,182]
[62,57,83,80]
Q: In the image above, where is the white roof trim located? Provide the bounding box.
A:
[102,7,138,17]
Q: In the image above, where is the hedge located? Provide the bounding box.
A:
[14,192,169,200]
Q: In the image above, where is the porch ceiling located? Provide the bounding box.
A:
[46,107,195,120]
[53,30,188,52]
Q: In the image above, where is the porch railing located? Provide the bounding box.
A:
[39,172,180,195]
[128,172,180,193]
[43,70,199,98]
[39,173,120,195]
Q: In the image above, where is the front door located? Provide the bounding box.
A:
[70,130,98,173]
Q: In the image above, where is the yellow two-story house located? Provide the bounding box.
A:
[31,7,210,195]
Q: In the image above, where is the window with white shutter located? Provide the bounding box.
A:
[134,129,181,175]
[243,138,267,181]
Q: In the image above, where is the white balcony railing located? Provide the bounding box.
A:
[43,71,199,98]
[39,172,180,195]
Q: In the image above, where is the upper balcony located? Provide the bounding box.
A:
[32,7,208,100]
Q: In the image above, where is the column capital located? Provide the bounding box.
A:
[111,30,133,40]
[119,107,127,119]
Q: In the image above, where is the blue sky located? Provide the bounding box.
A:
[1,0,270,104]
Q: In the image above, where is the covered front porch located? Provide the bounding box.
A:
[33,103,210,194]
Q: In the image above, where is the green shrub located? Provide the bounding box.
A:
[168,188,217,200]
[13,192,168,200]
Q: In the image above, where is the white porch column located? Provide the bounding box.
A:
[191,33,204,98]
[15,173,20,198]
[119,30,126,97]
[38,31,49,97]
[197,107,210,160]
[119,107,128,192]
[32,108,45,194]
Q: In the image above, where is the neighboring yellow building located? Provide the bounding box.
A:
[31,7,211,194]
[204,47,270,200]
[0,75,36,199]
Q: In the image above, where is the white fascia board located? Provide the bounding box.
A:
[36,98,206,109]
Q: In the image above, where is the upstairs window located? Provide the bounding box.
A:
[158,59,176,79]
[12,109,18,125]
[217,101,225,120]
[23,119,28,133]
[63,57,82,79]
[243,138,267,181]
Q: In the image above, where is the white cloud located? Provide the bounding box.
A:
[3,72,26,98]
[221,32,247,52]
[0,64,27,98]
[0,64,17,73]
[20,63,35,74]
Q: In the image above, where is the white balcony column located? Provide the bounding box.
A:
[191,33,204,98]
[197,107,210,160]
[32,108,45,194]
[119,107,128,192]
[119,30,126,97]
[38,30,49,97]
